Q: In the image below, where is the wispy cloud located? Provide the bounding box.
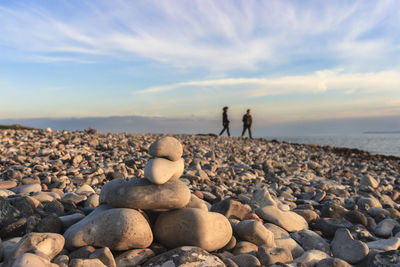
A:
[137,69,400,97]
[0,1,399,70]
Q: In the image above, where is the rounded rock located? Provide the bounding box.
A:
[234,220,275,246]
[144,158,184,184]
[154,208,232,252]
[331,228,369,264]
[256,205,308,232]
[148,136,183,161]
[100,178,191,210]
[64,205,153,251]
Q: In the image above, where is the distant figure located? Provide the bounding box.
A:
[241,109,253,139]
[219,106,230,136]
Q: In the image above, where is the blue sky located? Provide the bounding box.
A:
[1,0,400,129]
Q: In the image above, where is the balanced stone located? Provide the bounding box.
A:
[144,158,184,184]
[100,178,191,210]
[64,205,153,251]
[256,205,308,232]
[148,136,183,161]
[154,208,232,252]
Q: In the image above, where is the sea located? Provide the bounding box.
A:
[266,133,400,158]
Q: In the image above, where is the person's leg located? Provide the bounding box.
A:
[227,126,231,136]
[241,126,246,137]
[219,126,226,136]
[249,127,253,139]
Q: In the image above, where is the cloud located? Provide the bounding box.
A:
[137,69,400,97]
[0,1,399,70]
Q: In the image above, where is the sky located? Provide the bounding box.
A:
[1,0,400,134]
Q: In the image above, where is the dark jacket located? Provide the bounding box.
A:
[223,111,230,125]
[242,114,252,127]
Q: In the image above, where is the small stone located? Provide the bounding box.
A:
[314,218,353,238]
[142,246,225,267]
[232,241,258,256]
[154,208,232,252]
[84,194,99,208]
[258,245,293,265]
[100,178,191,210]
[291,229,330,254]
[256,205,308,232]
[0,189,15,197]
[75,185,95,196]
[331,228,369,264]
[293,209,319,223]
[231,254,261,267]
[144,158,184,184]
[223,258,239,267]
[115,248,155,267]
[252,188,277,208]
[274,237,304,259]
[59,213,85,230]
[31,192,60,203]
[185,194,208,211]
[69,246,96,259]
[293,250,330,266]
[35,215,63,233]
[234,220,275,246]
[344,210,368,226]
[360,174,379,188]
[64,205,153,251]
[367,237,400,251]
[0,181,17,190]
[264,223,291,239]
[374,218,398,238]
[148,136,183,161]
[89,247,116,267]
[222,236,236,251]
[69,258,107,267]
[5,232,64,266]
[61,192,87,205]
[316,257,351,267]
[11,253,58,267]
[53,254,69,267]
[11,184,41,195]
[371,250,400,267]
[211,198,252,220]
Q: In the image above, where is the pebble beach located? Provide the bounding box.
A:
[0,128,399,267]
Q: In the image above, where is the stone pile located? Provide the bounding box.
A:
[0,129,399,266]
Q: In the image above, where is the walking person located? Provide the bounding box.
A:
[241,109,253,139]
[219,106,230,136]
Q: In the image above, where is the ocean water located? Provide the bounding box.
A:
[266,134,400,157]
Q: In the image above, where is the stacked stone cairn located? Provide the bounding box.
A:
[64,136,232,266]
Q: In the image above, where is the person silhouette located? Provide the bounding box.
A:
[219,106,230,136]
[241,109,253,139]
